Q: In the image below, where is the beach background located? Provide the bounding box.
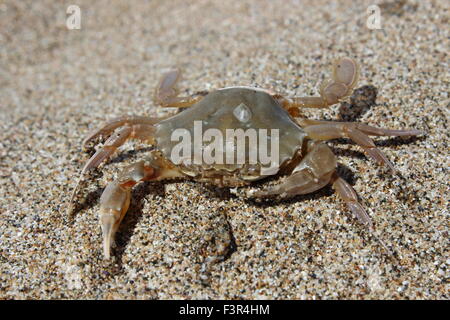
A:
[0,0,448,299]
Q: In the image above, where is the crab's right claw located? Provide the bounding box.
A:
[100,212,117,260]
[99,182,131,259]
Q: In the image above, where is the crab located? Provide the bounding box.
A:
[69,57,423,259]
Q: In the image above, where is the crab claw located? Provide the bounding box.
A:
[99,182,131,260]
[100,212,117,260]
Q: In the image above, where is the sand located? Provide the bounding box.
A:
[0,0,448,299]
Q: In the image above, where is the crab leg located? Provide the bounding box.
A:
[331,174,372,227]
[279,57,359,116]
[82,116,161,148]
[249,141,370,227]
[248,143,337,198]
[331,173,393,254]
[154,69,204,108]
[300,119,423,172]
[84,124,155,174]
[248,142,391,254]
[68,124,156,213]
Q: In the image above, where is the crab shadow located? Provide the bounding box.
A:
[69,169,105,221]
[330,135,425,155]
[373,135,425,148]
[108,147,154,165]
[69,187,104,221]
[338,85,378,122]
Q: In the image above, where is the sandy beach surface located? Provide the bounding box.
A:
[0,0,448,299]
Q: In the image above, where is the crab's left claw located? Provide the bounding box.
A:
[154,69,205,108]
[280,57,359,113]
[95,158,178,260]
